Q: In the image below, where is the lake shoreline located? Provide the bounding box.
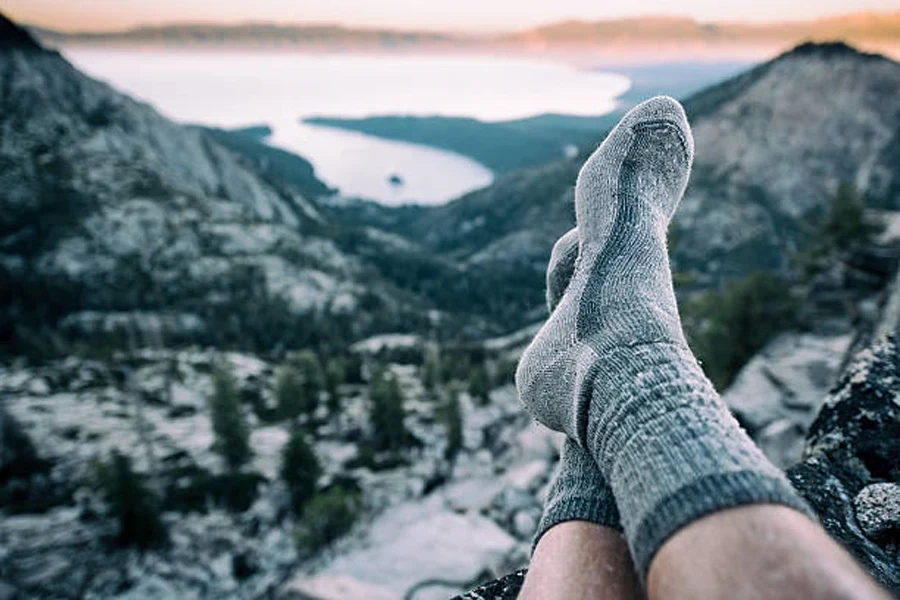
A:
[297,60,754,179]
[61,50,746,206]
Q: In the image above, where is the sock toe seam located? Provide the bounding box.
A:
[630,119,691,159]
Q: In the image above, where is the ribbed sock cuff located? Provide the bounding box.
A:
[629,469,816,577]
[532,492,622,554]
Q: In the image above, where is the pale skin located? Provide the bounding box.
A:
[520,505,891,600]
[520,521,644,600]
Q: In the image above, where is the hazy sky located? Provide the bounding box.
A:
[8,0,900,33]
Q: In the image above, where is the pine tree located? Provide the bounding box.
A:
[325,358,345,417]
[208,367,252,471]
[276,351,325,421]
[369,367,408,452]
[275,366,304,420]
[280,427,322,515]
[96,450,166,549]
[468,363,491,406]
[440,354,459,383]
[823,183,881,251]
[442,384,464,462]
[296,350,325,408]
[421,347,442,393]
[343,352,364,384]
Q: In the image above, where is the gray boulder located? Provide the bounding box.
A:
[855,483,900,541]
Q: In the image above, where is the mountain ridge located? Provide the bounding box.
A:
[21,10,900,60]
[0,12,40,50]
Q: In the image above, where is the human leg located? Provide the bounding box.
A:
[521,228,642,600]
[648,505,890,600]
[516,96,889,597]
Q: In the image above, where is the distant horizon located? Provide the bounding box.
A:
[8,1,900,35]
[22,9,900,37]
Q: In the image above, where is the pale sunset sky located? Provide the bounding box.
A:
[7,0,900,33]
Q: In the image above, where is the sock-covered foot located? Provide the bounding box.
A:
[517,96,693,439]
[516,96,811,578]
[534,229,621,551]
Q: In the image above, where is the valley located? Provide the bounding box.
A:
[1,10,900,599]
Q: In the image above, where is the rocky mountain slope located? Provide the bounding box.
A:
[389,42,900,297]
[18,26,895,339]
[0,13,452,359]
[680,42,900,278]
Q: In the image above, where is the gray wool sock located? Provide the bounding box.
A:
[533,229,621,552]
[516,96,812,577]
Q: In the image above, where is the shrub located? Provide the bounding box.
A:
[343,446,409,471]
[324,359,345,417]
[683,272,798,390]
[96,450,167,548]
[0,409,67,513]
[275,367,305,420]
[495,358,519,386]
[440,354,470,382]
[342,352,365,384]
[211,472,265,512]
[294,484,361,555]
[1,408,48,481]
[232,551,258,580]
[208,367,252,472]
[244,385,279,424]
[162,464,263,513]
[280,427,322,515]
[161,463,212,513]
[794,182,884,276]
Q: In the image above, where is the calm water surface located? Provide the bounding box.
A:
[64,50,630,205]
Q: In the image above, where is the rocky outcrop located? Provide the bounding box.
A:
[455,336,900,599]
[0,14,438,356]
[787,336,900,593]
[679,43,900,279]
[723,332,853,468]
